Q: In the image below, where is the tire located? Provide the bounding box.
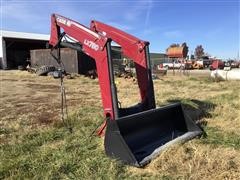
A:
[164,65,169,70]
[47,71,55,76]
[36,65,56,76]
[179,66,185,70]
[18,65,25,71]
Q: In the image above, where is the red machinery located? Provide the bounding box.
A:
[210,59,225,70]
[90,20,155,134]
[49,14,202,167]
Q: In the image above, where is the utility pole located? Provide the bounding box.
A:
[237,50,239,62]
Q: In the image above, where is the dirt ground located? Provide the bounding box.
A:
[0,70,100,128]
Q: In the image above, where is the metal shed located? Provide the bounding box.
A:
[0,30,49,69]
[30,48,96,74]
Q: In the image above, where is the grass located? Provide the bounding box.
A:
[201,127,240,149]
[0,70,240,179]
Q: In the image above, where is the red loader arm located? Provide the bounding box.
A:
[90,20,156,110]
[49,14,118,121]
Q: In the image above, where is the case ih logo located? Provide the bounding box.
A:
[84,39,99,51]
[56,17,71,26]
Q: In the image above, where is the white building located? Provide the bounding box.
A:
[0,30,49,69]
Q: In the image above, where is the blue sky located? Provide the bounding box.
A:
[1,0,239,59]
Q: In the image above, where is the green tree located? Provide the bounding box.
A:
[195,45,204,59]
[181,42,189,58]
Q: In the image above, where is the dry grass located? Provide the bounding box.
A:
[0,70,240,179]
[128,143,240,179]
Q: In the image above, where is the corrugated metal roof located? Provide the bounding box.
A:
[0,30,49,41]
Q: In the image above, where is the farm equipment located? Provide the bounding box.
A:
[192,60,204,69]
[210,59,225,70]
[49,14,202,167]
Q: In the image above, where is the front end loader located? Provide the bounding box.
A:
[49,14,203,167]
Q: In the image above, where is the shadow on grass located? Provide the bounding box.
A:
[165,99,240,149]
[167,99,216,129]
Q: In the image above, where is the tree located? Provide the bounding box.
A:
[181,42,189,58]
[181,42,187,47]
[195,45,204,59]
[169,43,180,47]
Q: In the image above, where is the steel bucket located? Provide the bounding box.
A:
[104,102,202,167]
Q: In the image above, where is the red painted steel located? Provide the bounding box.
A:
[49,14,116,121]
[90,20,149,102]
[49,14,155,136]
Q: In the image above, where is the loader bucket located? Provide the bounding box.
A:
[104,102,202,167]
